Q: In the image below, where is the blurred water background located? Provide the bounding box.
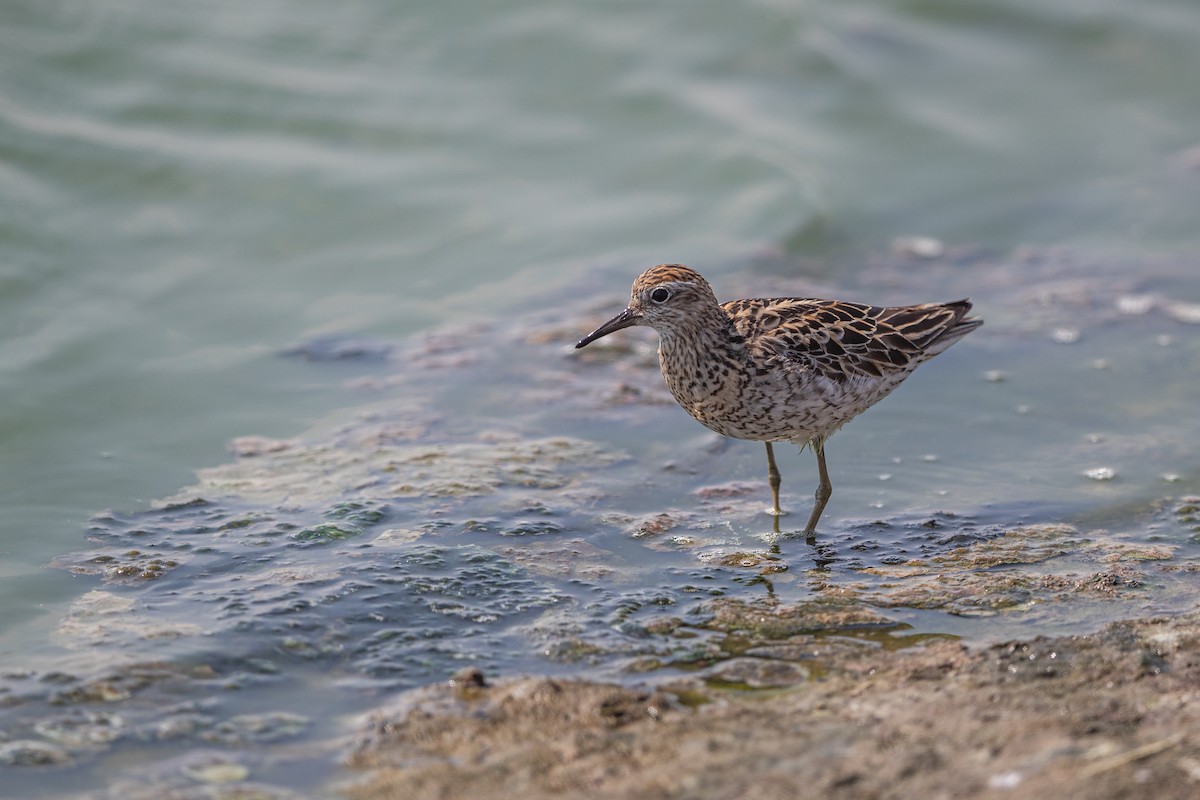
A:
[2,0,1199,794]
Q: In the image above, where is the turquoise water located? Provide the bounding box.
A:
[3,0,1200,793]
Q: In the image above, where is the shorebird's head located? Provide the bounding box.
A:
[575,264,719,348]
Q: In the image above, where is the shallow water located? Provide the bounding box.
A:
[2,0,1199,795]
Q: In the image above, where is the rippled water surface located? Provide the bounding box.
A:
[3,0,1199,795]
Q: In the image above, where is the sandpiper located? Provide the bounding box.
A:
[576,264,981,534]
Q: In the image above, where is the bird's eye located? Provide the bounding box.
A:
[650,287,670,303]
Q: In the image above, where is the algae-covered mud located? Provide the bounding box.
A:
[345,611,1200,800]
[2,246,1197,797]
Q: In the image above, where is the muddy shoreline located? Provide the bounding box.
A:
[344,609,1200,800]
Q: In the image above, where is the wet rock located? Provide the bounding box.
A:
[624,512,686,538]
[702,656,808,688]
[640,616,685,636]
[539,637,615,664]
[154,712,216,740]
[34,709,124,747]
[0,739,72,766]
[695,548,789,575]
[63,550,183,582]
[181,755,251,783]
[49,678,132,705]
[448,666,488,690]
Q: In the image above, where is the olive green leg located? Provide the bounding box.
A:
[764,442,783,516]
[803,440,832,535]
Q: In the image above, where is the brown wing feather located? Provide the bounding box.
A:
[723,297,978,381]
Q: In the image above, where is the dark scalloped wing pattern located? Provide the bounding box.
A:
[723,297,980,381]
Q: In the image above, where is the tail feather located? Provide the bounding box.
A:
[923,299,981,356]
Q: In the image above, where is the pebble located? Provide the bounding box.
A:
[891,236,945,259]
[182,757,250,784]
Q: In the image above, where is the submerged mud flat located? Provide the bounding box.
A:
[3,247,1198,797]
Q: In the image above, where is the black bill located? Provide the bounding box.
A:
[575,306,641,348]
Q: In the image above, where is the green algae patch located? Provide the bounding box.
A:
[495,538,616,582]
[1092,542,1175,562]
[701,656,810,689]
[660,595,957,684]
[56,590,205,647]
[698,596,894,639]
[58,551,183,582]
[856,524,1085,575]
[327,500,389,526]
[843,524,1170,616]
[712,551,782,570]
[864,571,1048,615]
[292,522,363,542]
[165,431,620,507]
[1172,497,1200,525]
